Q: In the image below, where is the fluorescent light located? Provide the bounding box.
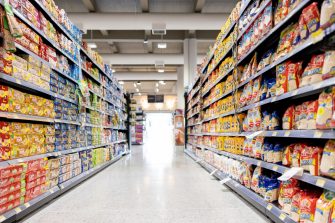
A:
[159,80,166,85]
[133,82,137,87]
[88,43,97,49]
[157,43,167,49]
[156,83,159,87]
[156,88,159,93]
[137,81,141,85]
[158,69,164,73]
[136,88,139,92]
[112,69,116,72]
[119,81,124,85]
[138,92,142,95]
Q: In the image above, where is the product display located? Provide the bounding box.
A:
[186,1,335,223]
[0,0,130,221]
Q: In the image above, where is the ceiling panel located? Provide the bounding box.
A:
[149,0,195,13]
[55,0,88,12]
[152,42,183,54]
[122,81,176,94]
[96,0,141,13]
[117,42,147,54]
[202,0,235,13]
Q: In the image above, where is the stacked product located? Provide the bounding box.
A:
[186,0,335,222]
[46,158,60,189]
[58,153,82,184]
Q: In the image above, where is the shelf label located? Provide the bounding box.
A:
[220,177,231,184]
[210,169,217,176]
[272,132,278,136]
[0,215,6,221]
[14,207,22,213]
[314,131,323,138]
[272,166,279,171]
[291,90,298,96]
[24,203,30,208]
[267,204,273,211]
[316,179,326,187]
[279,213,286,221]
[60,185,65,189]
[257,161,262,167]
[271,96,277,102]
[284,131,290,137]
[278,167,304,181]
[17,158,23,163]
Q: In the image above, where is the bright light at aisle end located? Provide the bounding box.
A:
[159,80,166,85]
[158,69,164,73]
[87,43,97,49]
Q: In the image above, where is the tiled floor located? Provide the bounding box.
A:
[21,114,271,223]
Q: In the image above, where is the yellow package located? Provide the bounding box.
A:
[11,122,30,134]
[314,190,335,223]
[12,55,27,70]
[11,144,30,158]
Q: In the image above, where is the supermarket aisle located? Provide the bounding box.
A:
[22,116,270,223]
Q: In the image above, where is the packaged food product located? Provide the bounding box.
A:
[292,143,305,167]
[320,140,335,178]
[320,0,335,28]
[251,166,262,194]
[264,178,280,202]
[306,100,319,129]
[299,15,309,41]
[314,190,335,223]
[282,144,295,166]
[316,87,333,129]
[276,62,288,96]
[290,190,306,222]
[322,51,335,80]
[278,178,300,214]
[301,54,325,87]
[287,61,303,92]
[282,105,295,130]
[302,2,320,34]
[257,49,274,71]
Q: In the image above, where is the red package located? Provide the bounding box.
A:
[302,2,320,34]
[26,159,46,173]
[307,100,319,129]
[282,105,295,130]
[0,174,22,188]
[287,61,303,92]
[278,178,300,214]
[299,15,309,40]
[300,192,320,222]
[292,143,306,167]
[276,62,288,96]
[301,54,326,86]
[290,190,307,222]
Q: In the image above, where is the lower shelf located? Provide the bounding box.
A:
[0,151,129,223]
[184,149,296,223]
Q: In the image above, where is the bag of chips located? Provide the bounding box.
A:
[320,140,335,179]
[316,87,333,129]
[314,190,335,223]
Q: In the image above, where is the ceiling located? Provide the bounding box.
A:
[121,80,176,94]
[55,0,230,93]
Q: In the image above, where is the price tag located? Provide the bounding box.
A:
[220,177,231,184]
[24,203,30,208]
[0,215,6,221]
[291,90,298,96]
[284,131,290,137]
[272,132,278,136]
[267,204,273,211]
[257,161,262,166]
[60,185,65,189]
[14,207,22,213]
[210,169,217,176]
[271,97,277,102]
[314,131,323,138]
[272,166,279,171]
[313,82,324,90]
[17,158,23,163]
[279,213,286,221]
[16,79,21,85]
[316,179,326,187]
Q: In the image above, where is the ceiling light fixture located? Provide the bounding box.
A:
[157,43,167,49]
[137,81,141,85]
[159,80,166,85]
[119,81,124,85]
[156,83,159,87]
[158,69,164,73]
[156,88,159,93]
[87,43,97,49]
[138,93,142,96]
[143,36,148,44]
[136,88,139,92]
[133,82,137,87]
[112,69,116,72]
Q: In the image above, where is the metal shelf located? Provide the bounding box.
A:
[236,0,271,41]
[187,110,200,119]
[80,47,107,78]
[188,133,203,136]
[202,89,233,109]
[82,68,102,84]
[187,122,202,127]
[83,123,102,128]
[0,112,54,123]
[237,0,312,65]
[238,77,335,112]
[187,97,201,111]
[205,45,233,77]
[187,75,201,95]
[112,140,127,144]
[54,119,81,125]
[202,110,235,122]
[0,73,55,97]
[201,66,234,97]
[201,146,335,192]
[185,149,296,223]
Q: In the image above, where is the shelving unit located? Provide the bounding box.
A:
[0,0,131,221]
[186,1,335,222]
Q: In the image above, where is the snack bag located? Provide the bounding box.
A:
[322,51,335,80]
[320,0,335,28]
[314,190,335,223]
[287,61,303,92]
[306,100,319,129]
[292,143,305,167]
[276,62,288,96]
[264,178,280,202]
[290,190,306,222]
[273,144,284,164]
[270,111,280,130]
[316,88,333,129]
[301,54,325,87]
[320,140,335,178]
[302,2,320,34]
[298,102,309,129]
[257,49,274,71]
[253,137,263,159]
[283,144,295,166]
[283,105,295,130]
[278,179,300,214]
[300,192,320,223]
[251,166,262,193]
